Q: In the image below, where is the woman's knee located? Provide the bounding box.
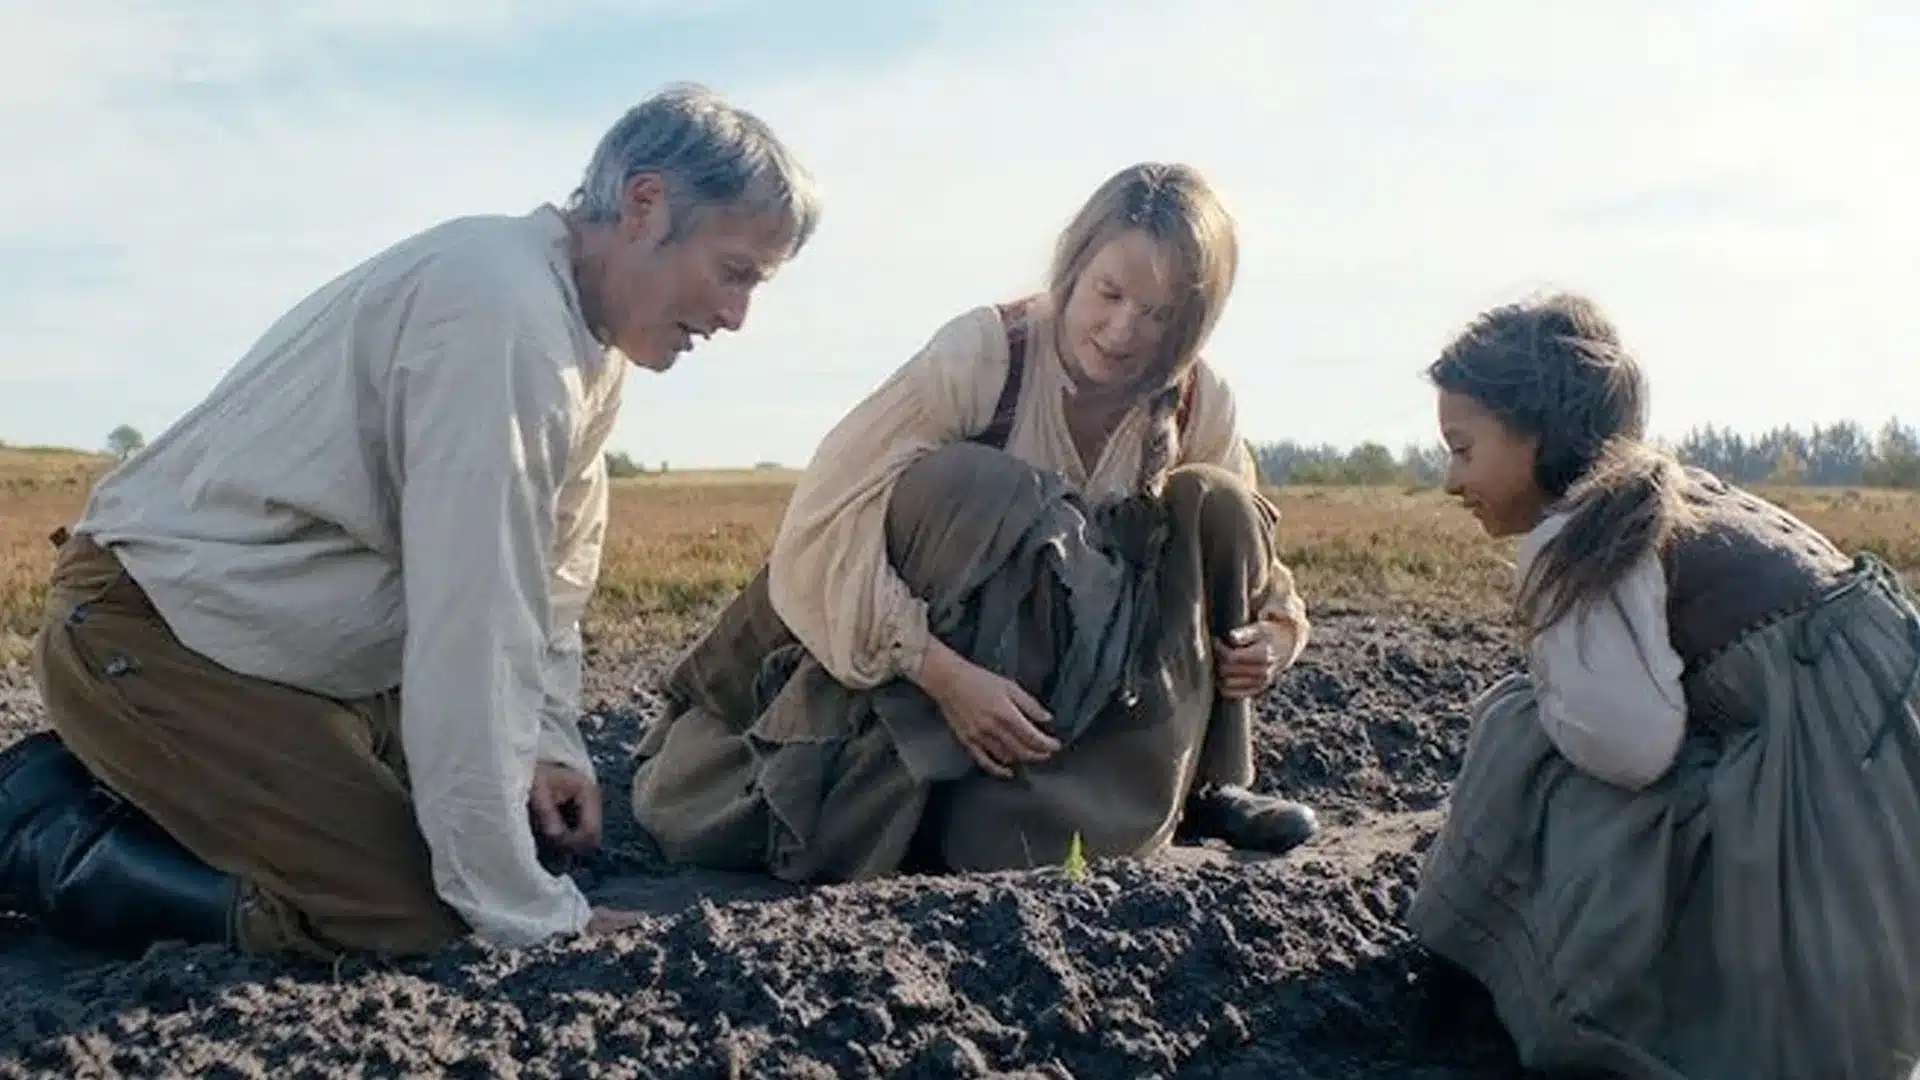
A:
[891,443,1037,520]
[1163,465,1269,551]
[884,442,1048,581]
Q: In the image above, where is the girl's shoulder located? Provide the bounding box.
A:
[1516,511,1574,581]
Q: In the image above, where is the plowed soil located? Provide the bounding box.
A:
[0,608,1531,1079]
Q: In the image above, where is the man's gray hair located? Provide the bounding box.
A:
[568,83,822,257]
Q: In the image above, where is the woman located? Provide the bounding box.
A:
[1406,291,1920,1079]
[630,162,1319,881]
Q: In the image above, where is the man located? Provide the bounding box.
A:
[0,83,821,960]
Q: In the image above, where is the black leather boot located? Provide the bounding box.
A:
[0,730,240,954]
[1178,783,1319,854]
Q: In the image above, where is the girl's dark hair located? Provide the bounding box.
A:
[1426,291,1695,634]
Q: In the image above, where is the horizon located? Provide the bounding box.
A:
[12,409,1916,477]
[3,2,1915,469]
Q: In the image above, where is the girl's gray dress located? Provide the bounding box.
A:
[1409,471,1920,1080]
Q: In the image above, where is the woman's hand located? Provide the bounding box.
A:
[913,638,1060,778]
[1215,621,1291,700]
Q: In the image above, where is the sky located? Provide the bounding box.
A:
[2,0,1915,467]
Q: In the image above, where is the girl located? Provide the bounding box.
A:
[630,163,1320,879]
[1407,291,1920,1079]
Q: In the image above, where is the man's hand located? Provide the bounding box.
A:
[529,763,602,855]
[586,906,646,935]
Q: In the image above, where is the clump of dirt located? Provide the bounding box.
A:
[0,612,1528,1079]
[1259,609,1520,822]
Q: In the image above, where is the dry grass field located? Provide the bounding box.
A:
[4,445,1916,665]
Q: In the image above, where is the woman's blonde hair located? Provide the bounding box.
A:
[1045,162,1239,495]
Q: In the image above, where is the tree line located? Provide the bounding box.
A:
[1252,417,1920,491]
[86,416,1920,492]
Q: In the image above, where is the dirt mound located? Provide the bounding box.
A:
[0,612,1529,1079]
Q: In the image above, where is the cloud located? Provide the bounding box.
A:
[0,0,720,100]
[685,0,1919,453]
[1,0,1914,463]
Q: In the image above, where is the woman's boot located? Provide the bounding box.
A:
[1179,783,1319,854]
